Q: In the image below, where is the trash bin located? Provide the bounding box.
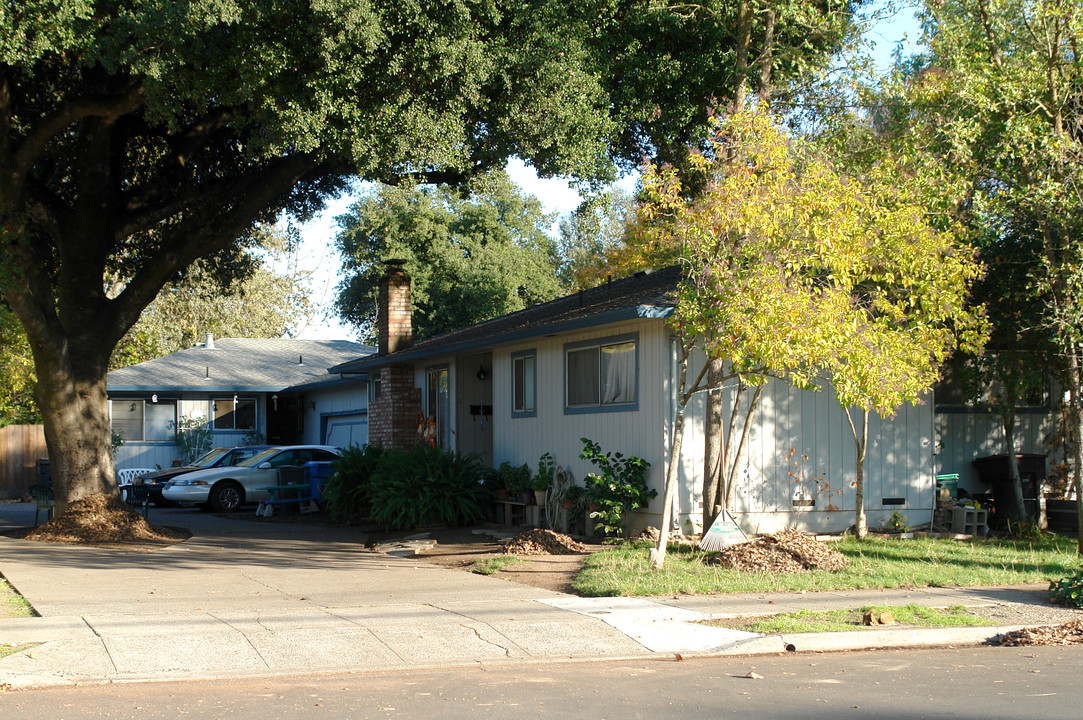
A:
[971,453,1046,524]
[304,461,335,502]
[36,458,51,487]
[935,473,959,500]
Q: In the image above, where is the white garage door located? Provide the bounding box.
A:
[324,413,368,449]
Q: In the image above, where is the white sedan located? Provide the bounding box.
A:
[162,445,341,512]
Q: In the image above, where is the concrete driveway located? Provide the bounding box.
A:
[0,505,652,687]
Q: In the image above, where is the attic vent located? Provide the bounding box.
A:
[205,332,215,349]
[298,355,304,365]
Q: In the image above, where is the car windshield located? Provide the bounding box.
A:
[228,447,267,465]
[239,448,281,467]
[191,448,230,467]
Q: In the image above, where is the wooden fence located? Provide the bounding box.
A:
[0,424,47,499]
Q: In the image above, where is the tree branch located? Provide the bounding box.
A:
[13,84,145,182]
[108,153,323,338]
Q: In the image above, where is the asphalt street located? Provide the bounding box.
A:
[2,646,1081,720]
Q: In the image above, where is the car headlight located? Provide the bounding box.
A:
[172,479,210,486]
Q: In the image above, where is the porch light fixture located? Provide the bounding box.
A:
[271,394,278,411]
[151,394,157,403]
[476,365,487,381]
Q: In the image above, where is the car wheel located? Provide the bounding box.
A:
[209,482,244,512]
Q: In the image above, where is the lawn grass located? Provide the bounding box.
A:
[572,535,1082,597]
[0,577,35,619]
[470,555,522,575]
[705,604,997,634]
[1,643,37,660]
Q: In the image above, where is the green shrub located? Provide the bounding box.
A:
[495,461,531,496]
[579,437,655,537]
[325,444,385,523]
[368,444,489,529]
[174,413,212,464]
[1049,569,1083,608]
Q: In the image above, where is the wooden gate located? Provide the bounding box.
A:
[0,424,47,498]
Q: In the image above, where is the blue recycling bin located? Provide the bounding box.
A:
[304,461,335,502]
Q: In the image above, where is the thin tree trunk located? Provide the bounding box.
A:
[722,383,764,511]
[652,404,686,569]
[845,407,869,538]
[757,7,776,104]
[734,1,751,111]
[1001,408,1027,522]
[1068,343,1083,555]
[703,359,724,529]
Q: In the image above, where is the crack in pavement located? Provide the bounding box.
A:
[81,617,119,673]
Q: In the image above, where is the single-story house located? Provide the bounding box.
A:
[331,262,1056,535]
[107,336,373,471]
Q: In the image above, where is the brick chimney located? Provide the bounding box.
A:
[370,259,422,449]
[377,259,413,355]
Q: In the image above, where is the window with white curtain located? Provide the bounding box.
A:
[564,335,638,413]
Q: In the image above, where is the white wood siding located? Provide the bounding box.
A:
[396,317,941,536]
[674,353,936,535]
[492,320,670,534]
[934,409,1057,493]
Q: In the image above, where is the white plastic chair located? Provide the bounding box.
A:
[116,468,155,485]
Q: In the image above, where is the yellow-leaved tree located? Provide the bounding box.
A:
[648,109,986,567]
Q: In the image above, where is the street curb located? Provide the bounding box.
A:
[702,624,1031,656]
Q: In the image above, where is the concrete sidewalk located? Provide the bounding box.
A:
[0,503,1070,689]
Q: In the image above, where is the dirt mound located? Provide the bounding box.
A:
[503,529,588,556]
[706,530,849,573]
[22,493,189,546]
[991,620,1083,646]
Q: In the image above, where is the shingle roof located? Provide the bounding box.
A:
[107,338,374,392]
[330,265,680,374]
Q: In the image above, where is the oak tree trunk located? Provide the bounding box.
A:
[30,334,118,514]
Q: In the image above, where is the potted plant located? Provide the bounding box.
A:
[498,462,532,504]
[557,484,585,512]
[530,475,550,506]
[486,469,509,501]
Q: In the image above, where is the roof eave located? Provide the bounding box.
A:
[330,303,673,373]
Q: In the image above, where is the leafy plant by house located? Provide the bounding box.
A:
[557,484,587,512]
[579,438,654,537]
[785,448,840,527]
[174,413,212,465]
[325,444,385,524]
[534,452,556,492]
[495,462,532,497]
[1049,570,1083,609]
[367,445,488,530]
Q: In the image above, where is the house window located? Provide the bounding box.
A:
[109,399,176,442]
[512,351,537,417]
[425,367,450,447]
[564,334,638,413]
[213,397,256,431]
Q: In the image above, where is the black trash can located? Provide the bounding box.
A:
[971,453,1046,525]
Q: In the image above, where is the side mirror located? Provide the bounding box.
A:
[258,462,272,470]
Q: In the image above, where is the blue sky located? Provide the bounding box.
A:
[290,2,924,341]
